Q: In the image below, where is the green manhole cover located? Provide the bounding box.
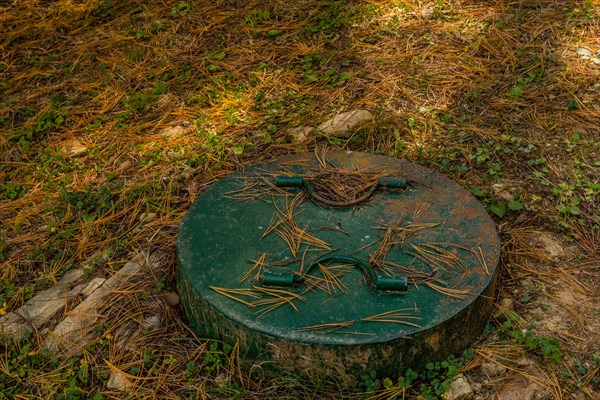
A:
[177,151,499,382]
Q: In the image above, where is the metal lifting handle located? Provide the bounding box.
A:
[262,255,408,293]
[275,176,406,208]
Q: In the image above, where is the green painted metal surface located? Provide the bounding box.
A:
[177,152,500,382]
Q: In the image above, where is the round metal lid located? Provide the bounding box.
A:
[177,151,499,376]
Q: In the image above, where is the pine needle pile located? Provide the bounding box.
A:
[304,169,387,206]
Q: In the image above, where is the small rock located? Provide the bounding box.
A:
[107,371,132,391]
[481,361,506,377]
[491,183,514,202]
[117,160,132,173]
[144,314,161,329]
[180,166,194,181]
[62,140,88,157]
[44,253,159,354]
[533,232,564,258]
[517,357,534,367]
[572,126,588,135]
[590,57,600,65]
[317,110,373,138]
[0,269,85,338]
[577,47,593,59]
[159,123,193,137]
[493,298,514,319]
[569,391,586,400]
[214,373,230,388]
[520,279,536,290]
[81,277,106,297]
[445,374,474,400]
[497,376,542,400]
[287,126,315,143]
[418,105,434,114]
[163,292,180,307]
[421,8,434,19]
[138,213,157,223]
[500,298,514,310]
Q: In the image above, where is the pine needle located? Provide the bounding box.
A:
[424,282,471,298]
[361,307,422,328]
[295,320,355,334]
[240,252,268,283]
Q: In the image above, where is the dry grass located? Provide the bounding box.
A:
[1,0,599,398]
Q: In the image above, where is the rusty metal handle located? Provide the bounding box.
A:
[275,176,406,208]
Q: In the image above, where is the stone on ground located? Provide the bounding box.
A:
[493,297,515,320]
[480,361,506,378]
[532,232,564,259]
[144,314,161,329]
[491,183,515,202]
[159,122,194,138]
[163,291,180,307]
[287,126,315,143]
[577,47,593,59]
[0,269,85,338]
[317,110,373,138]
[421,8,434,19]
[44,253,158,353]
[445,374,474,400]
[497,376,544,400]
[107,371,132,391]
[81,277,106,297]
[62,140,89,157]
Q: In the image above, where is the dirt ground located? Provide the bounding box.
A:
[0,0,599,399]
